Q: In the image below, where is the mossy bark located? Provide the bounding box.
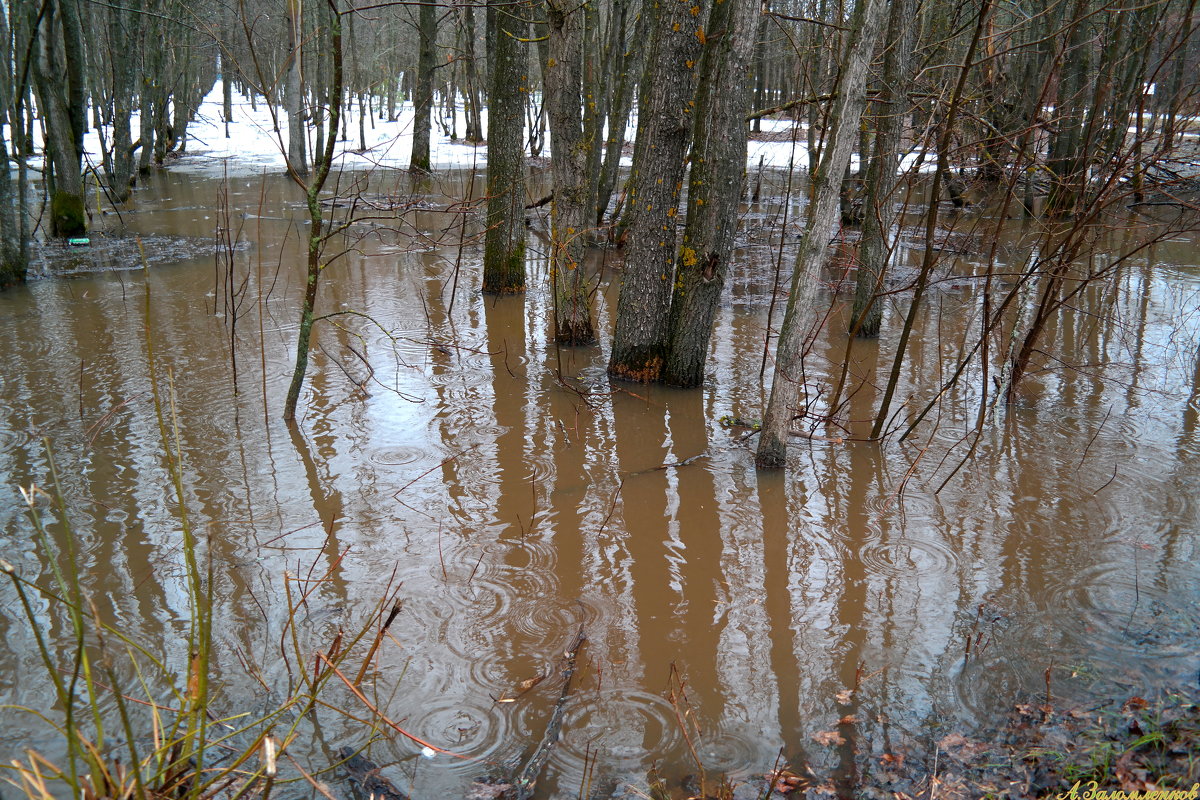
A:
[482,0,529,294]
[50,191,86,237]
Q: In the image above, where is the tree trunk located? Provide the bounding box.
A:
[34,0,87,237]
[286,0,308,176]
[661,0,760,387]
[545,0,595,343]
[849,0,917,339]
[756,0,887,468]
[0,7,23,287]
[410,0,438,171]
[608,0,706,381]
[1045,0,1091,216]
[283,0,344,421]
[460,0,484,142]
[481,0,528,294]
[594,0,643,225]
[0,113,23,286]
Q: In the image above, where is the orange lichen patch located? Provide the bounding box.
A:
[696,27,706,44]
[681,246,699,267]
[610,357,664,383]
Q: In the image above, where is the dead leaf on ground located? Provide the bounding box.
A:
[835,689,854,704]
[772,770,805,794]
[812,730,846,747]
[1122,696,1148,713]
[937,732,988,758]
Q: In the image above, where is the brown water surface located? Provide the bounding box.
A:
[2,168,1199,797]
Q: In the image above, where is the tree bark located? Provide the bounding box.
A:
[286,0,308,176]
[105,0,138,201]
[34,0,87,237]
[661,0,760,387]
[481,0,528,293]
[545,0,595,343]
[849,0,917,339]
[756,0,887,468]
[608,0,706,381]
[410,0,438,171]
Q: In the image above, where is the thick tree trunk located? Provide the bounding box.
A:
[34,0,87,237]
[545,0,595,343]
[608,0,706,381]
[410,0,438,171]
[0,133,23,288]
[1045,0,1090,216]
[481,0,528,293]
[138,7,160,176]
[756,0,887,468]
[661,0,760,387]
[849,0,917,339]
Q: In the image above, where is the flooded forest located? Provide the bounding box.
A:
[2,0,1200,797]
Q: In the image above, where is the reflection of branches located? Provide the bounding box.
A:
[311,309,426,404]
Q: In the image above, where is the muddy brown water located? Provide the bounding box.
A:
[1,167,1199,797]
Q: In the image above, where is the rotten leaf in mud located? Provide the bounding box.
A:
[937,732,987,759]
[1122,696,1149,713]
[812,730,846,747]
[880,752,904,766]
[839,714,859,724]
[835,689,854,704]
[1116,750,1157,793]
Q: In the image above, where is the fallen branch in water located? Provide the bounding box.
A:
[506,627,588,800]
[317,651,469,759]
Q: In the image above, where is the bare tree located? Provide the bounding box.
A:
[607,0,706,381]
[545,0,596,343]
[757,0,887,468]
[482,0,529,294]
[661,0,761,387]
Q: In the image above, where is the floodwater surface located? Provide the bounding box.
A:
[1,167,1199,797]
